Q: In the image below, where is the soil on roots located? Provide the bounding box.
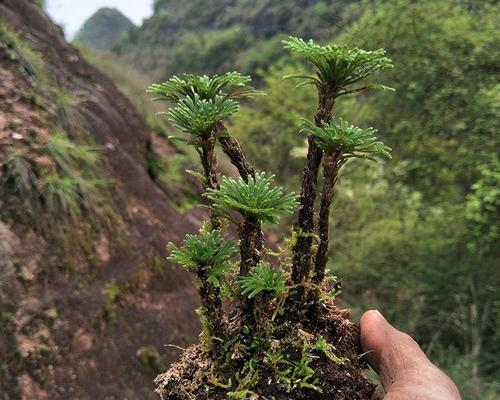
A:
[155,300,376,399]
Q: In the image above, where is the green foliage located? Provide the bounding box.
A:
[239,263,286,298]
[283,36,393,94]
[167,94,239,140]
[0,150,39,205]
[136,345,166,375]
[465,158,500,251]
[300,118,391,161]
[1,132,104,221]
[147,72,260,102]
[117,1,352,78]
[105,282,123,304]
[41,173,88,218]
[168,231,237,285]
[267,342,321,393]
[74,8,134,50]
[338,0,499,197]
[204,172,297,224]
[0,21,47,86]
[45,132,100,175]
[313,337,346,364]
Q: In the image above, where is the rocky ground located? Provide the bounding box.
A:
[0,1,203,398]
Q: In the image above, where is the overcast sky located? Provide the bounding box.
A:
[45,0,154,39]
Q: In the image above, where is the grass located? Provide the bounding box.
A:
[44,131,100,175]
[0,20,48,87]
[1,132,106,222]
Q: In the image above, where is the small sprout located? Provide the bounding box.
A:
[204,172,298,224]
[168,231,238,286]
[313,337,347,364]
[239,263,286,298]
[300,118,392,161]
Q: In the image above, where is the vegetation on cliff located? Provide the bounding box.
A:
[74,8,134,50]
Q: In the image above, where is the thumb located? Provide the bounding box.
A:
[360,310,461,400]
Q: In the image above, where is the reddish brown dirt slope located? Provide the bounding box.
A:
[0,1,201,398]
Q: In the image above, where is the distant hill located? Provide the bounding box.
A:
[75,7,134,49]
[114,0,355,80]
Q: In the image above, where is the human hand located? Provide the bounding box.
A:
[360,310,461,400]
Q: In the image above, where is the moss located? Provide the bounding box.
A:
[105,282,123,304]
[136,346,166,375]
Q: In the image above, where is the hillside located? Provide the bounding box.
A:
[114,0,355,79]
[74,7,134,50]
[0,1,201,399]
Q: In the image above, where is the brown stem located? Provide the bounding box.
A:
[216,121,255,182]
[199,135,221,229]
[239,215,262,275]
[197,267,225,353]
[238,215,263,329]
[196,133,225,350]
[291,90,335,285]
[313,153,341,284]
[215,121,265,278]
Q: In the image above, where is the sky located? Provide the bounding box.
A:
[45,0,154,39]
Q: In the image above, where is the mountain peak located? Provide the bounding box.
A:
[75,7,134,49]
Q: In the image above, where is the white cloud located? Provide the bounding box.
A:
[45,0,154,39]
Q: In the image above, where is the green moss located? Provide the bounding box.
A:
[136,346,165,375]
[105,282,123,304]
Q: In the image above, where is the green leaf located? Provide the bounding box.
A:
[283,36,393,94]
[167,231,238,283]
[300,118,392,161]
[168,93,239,138]
[147,72,262,102]
[204,172,298,224]
[239,263,286,298]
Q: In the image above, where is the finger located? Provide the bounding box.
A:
[371,388,384,400]
[360,310,461,400]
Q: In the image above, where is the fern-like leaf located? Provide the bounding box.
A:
[167,231,237,286]
[204,172,298,224]
[239,263,286,298]
[147,72,262,102]
[300,118,392,162]
[283,36,393,94]
[166,94,239,139]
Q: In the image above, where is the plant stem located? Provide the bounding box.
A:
[313,153,341,283]
[198,134,225,348]
[238,215,263,329]
[291,89,335,285]
[199,135,221,229]
[197,266,225,352]
[239,215,263,275]
[215,121,265,278]
[216,122,256,183]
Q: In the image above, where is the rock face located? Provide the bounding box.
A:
[0,1,201,398]
[74,7,134,50]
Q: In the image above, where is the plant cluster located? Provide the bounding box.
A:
[0,23,105,224]
[150,36,392,399]
[0,131,103,222]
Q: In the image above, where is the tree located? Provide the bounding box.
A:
[149,37,391,399]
